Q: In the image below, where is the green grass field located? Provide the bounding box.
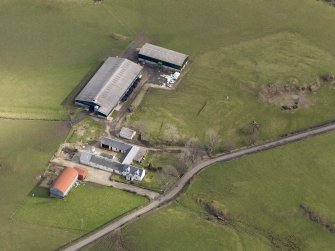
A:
[88,131,335,251]
[0,120,148,251]
[2,0,335,250]
[0,120,78,251]
[125,0,335,149]
[0,0,136,120]
[67,118,103,143]
[16,184,148,231]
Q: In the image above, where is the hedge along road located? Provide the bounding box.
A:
[59,122,335,251]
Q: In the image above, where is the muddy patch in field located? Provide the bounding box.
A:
[259,74,335,111]
[259,79,320,110]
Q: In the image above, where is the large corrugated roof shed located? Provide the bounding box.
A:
[139,43,188,67]
[76,57,143,116]
[51,167,78,194]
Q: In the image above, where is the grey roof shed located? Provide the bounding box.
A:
[100,137,132,152]
[75,57,143,117]
[138,43,188,69]
[119,127,136,140]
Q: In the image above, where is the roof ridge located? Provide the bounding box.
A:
[95,58,125,103]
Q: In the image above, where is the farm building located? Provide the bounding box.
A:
[80,152,125,174]
[75,57,143,118]
[121,145,141,165]
[49,167,78,198]
[122,165,146,182]
[79,152,146,181]
[74,167,88,180]
[133,148,146,163]
[100,137,146,164]
[119,127,136,140]
[138,43,189,72]
[100,137,132,153]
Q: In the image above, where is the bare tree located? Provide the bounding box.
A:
[205,128,221,154]
[224,140,236,152]
[249,120,261,145]
[175,158,188,177]
[163,123,181,145]
[185,137,202,163]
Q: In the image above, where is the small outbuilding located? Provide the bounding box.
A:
[138,43,189,72]
[119,127,136,140]
[133,148,146,163]
[100,137,132,153]
[74,167,88,181]
[49,167,78,199]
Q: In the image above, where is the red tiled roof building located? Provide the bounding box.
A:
[49,167,78,198]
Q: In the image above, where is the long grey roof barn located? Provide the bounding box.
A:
[75,57,143,118]
[138,43,188,72]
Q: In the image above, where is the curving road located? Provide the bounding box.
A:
[59,122,335,251]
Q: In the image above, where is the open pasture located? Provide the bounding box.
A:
[89,131,335,251]
[126,0,335,149]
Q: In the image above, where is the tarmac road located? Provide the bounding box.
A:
[59,122,335,251]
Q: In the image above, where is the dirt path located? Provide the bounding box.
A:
[104,122,111,137]
[59,122,335,251]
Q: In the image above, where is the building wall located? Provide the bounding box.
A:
[75,100,97,112]
[138,54,188,72]
[49,188,64,198]
[120,131,136,140]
